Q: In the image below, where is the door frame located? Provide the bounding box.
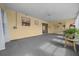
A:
[42,23,48,34]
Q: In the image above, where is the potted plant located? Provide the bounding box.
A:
[64,28,76,39]
[75,29,79,39]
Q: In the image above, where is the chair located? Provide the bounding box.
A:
[64,37,78,52]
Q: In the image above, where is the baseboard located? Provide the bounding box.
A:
[48,33,64,36]
[11,34,43,41]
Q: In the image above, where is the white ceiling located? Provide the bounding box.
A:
[4,3,79,21]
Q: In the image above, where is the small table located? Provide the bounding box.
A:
[64,37,78,52]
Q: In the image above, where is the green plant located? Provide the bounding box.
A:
[64,27,79,39]
[65,28,76,34]
[64,28,76,39]
[76,29,79,34]
[75,29,79,39]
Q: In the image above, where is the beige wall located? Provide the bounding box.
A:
[48,19,75,34]
[6,9,47,40]
[0,4,47,40]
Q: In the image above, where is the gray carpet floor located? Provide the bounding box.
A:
[0,34,78,56]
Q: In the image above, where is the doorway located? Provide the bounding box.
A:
[42,23,48,34]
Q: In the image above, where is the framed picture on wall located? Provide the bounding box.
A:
[21,16,31,26]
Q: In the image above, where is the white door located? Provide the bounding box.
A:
[75,13,79,45]
[75,14,79,29]
[1,9,10,42]
[0,8,5,50]
[0,8,10,50]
